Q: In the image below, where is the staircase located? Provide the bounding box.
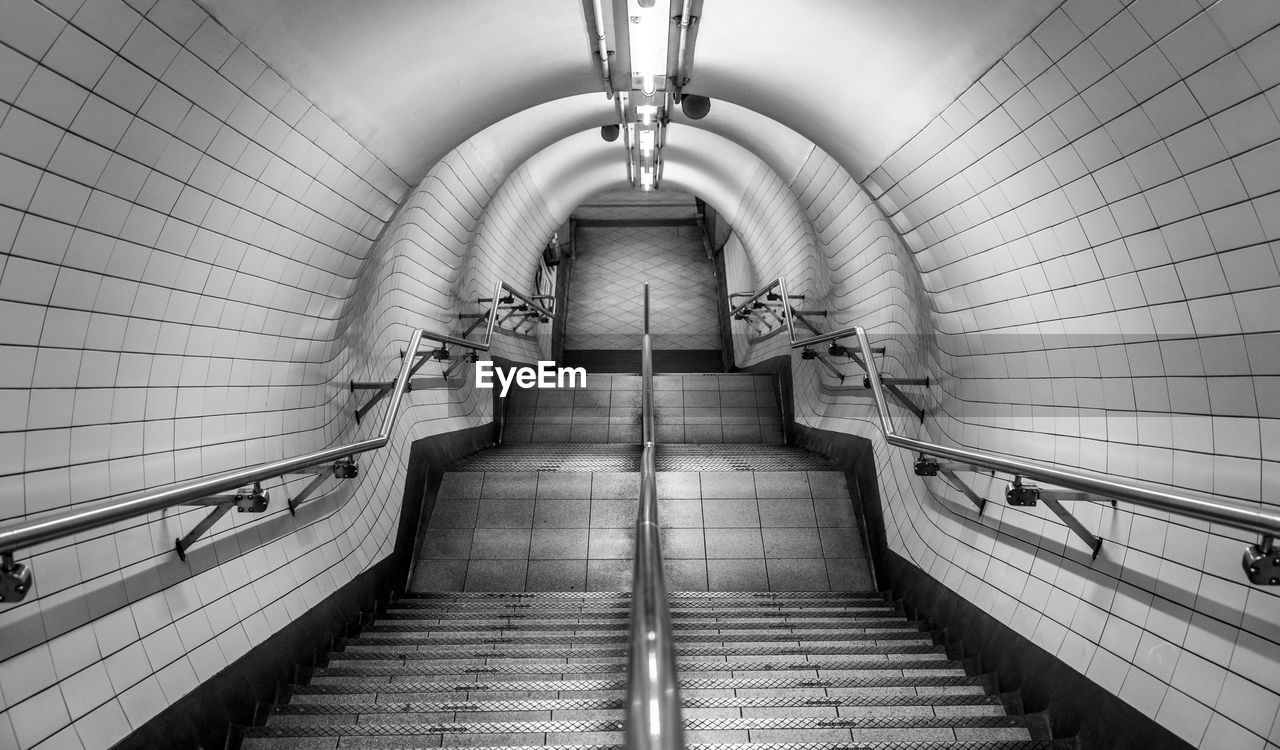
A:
[239,590,1058,749]
[235,370,1060,748]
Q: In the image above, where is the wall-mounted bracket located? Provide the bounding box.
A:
[175,482,268,561]
[1244,536,1279,585]
[352,347,442,423]
[0,551,32,602]
[859,375,926,423]
[914,455,986,514]
[175,503,233,561]
[1006,478,1103,558]
[287,473,329,516]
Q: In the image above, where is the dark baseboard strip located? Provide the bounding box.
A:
[113,421,495,750]
[885,551,1191,750]
[790,418,1192,750]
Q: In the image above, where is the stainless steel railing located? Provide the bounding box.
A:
[0,278,560,603]
[730,277,1280,585]
[624,283,685,750]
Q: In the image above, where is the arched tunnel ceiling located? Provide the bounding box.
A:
[196,0,1060,185]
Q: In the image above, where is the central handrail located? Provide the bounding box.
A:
[624,283,684,750]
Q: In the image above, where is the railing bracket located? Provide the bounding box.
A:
[236,482,269,513]
[916,456,985,514]
[1244,536,1279,585]
[1006,477,1038,506]
[1005,478,1103,558]
[914,455,939,476]
[0,551,32,603]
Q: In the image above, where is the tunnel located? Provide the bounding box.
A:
[0,1,1278,748]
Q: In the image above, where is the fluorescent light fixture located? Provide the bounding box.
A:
[627,0,671,83]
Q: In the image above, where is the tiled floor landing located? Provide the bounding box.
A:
[410,468,872,593]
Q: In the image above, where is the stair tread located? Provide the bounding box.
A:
[248,591,1043,748]
[293,675,987,694]
[272,693,1002,714]
[249,713,1029,732]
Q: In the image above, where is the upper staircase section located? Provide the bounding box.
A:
[504,373,783,444]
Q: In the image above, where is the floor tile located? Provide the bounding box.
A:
[411,560,467,591]
[533,497,588,528]
[807,471,850,497]
[470,528,531,559]
[762,527,824,558]
[699,471,756,498]
[766,558,830,590]
[420,528,472,559]
[526,559,587,591]
[666,559,708,590]
[658,496,703,527]
[656,471,700,498]
[436,473,482,500]
[660,528,706,558]
[707,558,769,590]
[529,527,589,559]
[587,527,633,559]
[813,496,858,527]
[590,497,633,527]
[586,559,632,590]
[757,497,818,527]
[536,472,591,498]
[704,528,764,558]
[591,472,640,498]
[465,559,528,591]
[475,497,535,528]
[702,497,760,527]
[481,472,538,499]
[428,497,478,528]
[754,471,813,497]
[819,527,864,557]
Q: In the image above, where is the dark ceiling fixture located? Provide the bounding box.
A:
[680,94,710,120]
[601,124,621,142]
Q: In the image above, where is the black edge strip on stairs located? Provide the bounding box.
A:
[111,422,495,750]
[765,386,1192,750]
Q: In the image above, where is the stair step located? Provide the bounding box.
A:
[294,675,988,696]
[241,737,1059,742]
[346,632,934,647]
[314,657,965,678]
[386,607,898,617]
[396,590,886,602]
[245,714,1031,737]
[448,443,832,471]
[273,693,1003,715]
[334,644,943,660]
[368,614,911,624]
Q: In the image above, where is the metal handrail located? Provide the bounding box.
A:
[0,277,560,601]
[729,277,1280,581]
[849,326,1280,538]
[0,329,425,569]
[624,283,684,750]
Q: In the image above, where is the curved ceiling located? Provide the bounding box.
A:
[197,0,1059,185]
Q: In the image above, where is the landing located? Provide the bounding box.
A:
[566,224,720,352]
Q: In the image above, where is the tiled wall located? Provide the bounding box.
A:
[0,1,555,747]
[752,1,1280,747]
